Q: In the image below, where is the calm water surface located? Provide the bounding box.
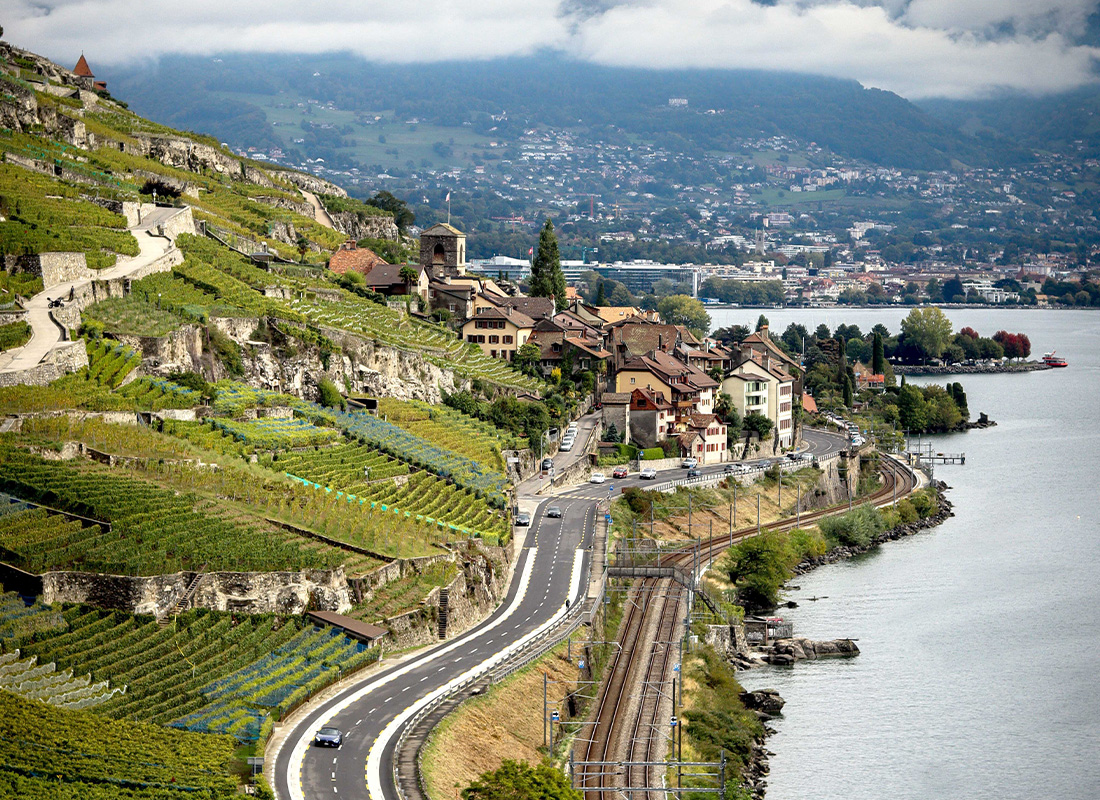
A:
[709,308,1100,800]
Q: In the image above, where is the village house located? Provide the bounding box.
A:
[678,413,728,465]
[720,352,796,448]
[328,240,389,276]
[460,305,534,362]
[629,387,675,448]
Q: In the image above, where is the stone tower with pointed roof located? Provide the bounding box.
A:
[73,54,106,91]
[419,222,466,280]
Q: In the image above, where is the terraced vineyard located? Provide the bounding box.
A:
[0,371,196,414]
[349,560,458,623]
[84,339,140,388]
[272,443,509,541]
[0,159,138,270]
[0,589,63,640]
[287,292,546,393]
[212,417,341,450]
[173,625,378,738]
[0,448,338,574]
[327,407,509,507]
[0,650,124,709]
[378,397,523,472]
[0,690,240,800]
[6,606,377,737]
[19,415,195,461]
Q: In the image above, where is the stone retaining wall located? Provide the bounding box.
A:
[39,566,352,616]
[0,340,89,387]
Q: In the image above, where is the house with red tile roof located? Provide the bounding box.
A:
[329,241,389,276]
[73,54,107,91]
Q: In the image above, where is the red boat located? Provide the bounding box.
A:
[1042,351,1068,367]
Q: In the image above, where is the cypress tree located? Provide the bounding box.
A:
[843,375,854,408]
[835,337,847,386]
[872,331,885,375]
[595,281,606,306]
[531,219,566,310]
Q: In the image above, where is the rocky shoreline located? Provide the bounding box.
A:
[734,481,954,798]
[895,362,1049,375]
[794,480,954,574]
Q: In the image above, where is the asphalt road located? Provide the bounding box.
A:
[274,420,848,800]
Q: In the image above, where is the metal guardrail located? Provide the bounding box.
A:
[393,518,608,800]
[645,455,826,494]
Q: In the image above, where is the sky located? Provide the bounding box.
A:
[5,0,1100,100]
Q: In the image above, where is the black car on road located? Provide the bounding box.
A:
[314,727,343,747]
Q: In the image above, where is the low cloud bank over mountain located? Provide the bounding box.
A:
[7,0,1100,98]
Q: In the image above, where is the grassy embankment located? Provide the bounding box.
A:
[422,595,624,800]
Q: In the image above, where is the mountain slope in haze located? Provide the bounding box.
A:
[920,86,1100,158]
[109,54,1016,171]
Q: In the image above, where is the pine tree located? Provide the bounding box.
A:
[531,219,566,310]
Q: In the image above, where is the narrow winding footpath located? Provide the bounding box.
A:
[300,189,336,229]
[0,206,186,373]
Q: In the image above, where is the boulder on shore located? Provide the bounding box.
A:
[740,688,786,717]
[764,637,860,664]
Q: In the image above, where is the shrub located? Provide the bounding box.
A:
[910,488,939,518]
[817,503,886,548]
[622,487,655,516]
[0,321,31,352]
[641,447,664,461]
[318,377,346,410]
[895,498,919,524]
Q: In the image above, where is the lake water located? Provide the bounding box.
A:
[710,308,1100,800]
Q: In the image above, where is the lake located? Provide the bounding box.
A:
[710,308,1100,800]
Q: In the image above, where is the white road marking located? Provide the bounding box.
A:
[287,549,543,800]
[364,549,585,800]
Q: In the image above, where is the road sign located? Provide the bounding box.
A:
[605,514,611,523]
[578,659,585,669]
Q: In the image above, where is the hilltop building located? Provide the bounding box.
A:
[419,223,467,280]
[73,54,106,91]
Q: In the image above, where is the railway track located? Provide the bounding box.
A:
[579,456,918,799]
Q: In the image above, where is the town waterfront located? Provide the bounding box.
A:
[710,308,1100,800]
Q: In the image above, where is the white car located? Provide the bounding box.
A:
[639,467,657,479]
[681,458,698,469]
[559,439,573,452]
[589,472,606,484]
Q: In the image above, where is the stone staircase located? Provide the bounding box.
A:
[437,588,449,640]
[158,567,206,627]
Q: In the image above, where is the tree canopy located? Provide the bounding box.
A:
[656,295,711,337]
[463,760,582,800]
[900,307,953,362]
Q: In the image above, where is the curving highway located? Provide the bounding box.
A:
[273,420,850,800]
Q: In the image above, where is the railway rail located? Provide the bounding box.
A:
[578,455,918,800]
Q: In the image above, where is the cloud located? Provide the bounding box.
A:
[5,0,1099,99]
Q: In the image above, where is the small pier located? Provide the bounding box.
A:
[905,447,965,465]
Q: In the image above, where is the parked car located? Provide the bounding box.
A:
[686,467,702,478]
[314,727,343,747]
[542,458,554,471]
[681,457,698,469]
[589,472,606,484]
[546,506,562,518]
[559,440,573,452]
[515,512,531,526]
[612,466,629,479]
[639,467,657,480]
